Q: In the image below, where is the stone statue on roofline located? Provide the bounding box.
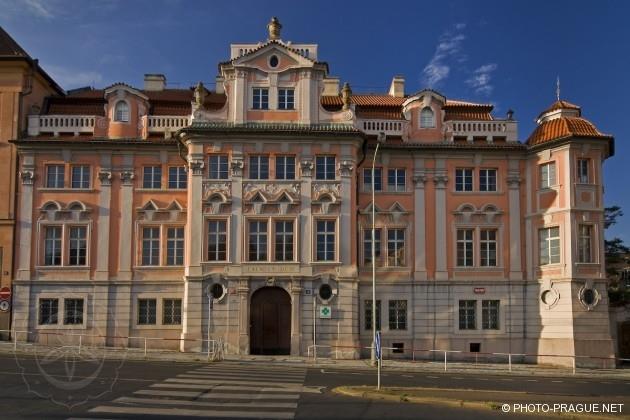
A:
[267,17,282,41]
[194,81,206,109]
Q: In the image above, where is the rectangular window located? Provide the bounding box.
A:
[142,227,160,266]
[64,298,84,325]
[365,300,381,331]
[540,162,556,189]
[315,156,335,180]
[168,166,187,189]
[539,226,561,265]
[166,227,185,266]
[578,224,592,263]
[207,220,227,261]
[455,168,473,191]
[68,226,87,266]
[388,300,407,330]
[252,88,269,110]
[482,300,500,330]
[363,229,381,266]
[479,169,497,192]
[316,220,335,261]
[278,88,295,110]
[457,229,474,267]
[46,165,65,188]
[363,168,382,192]
[577,159,590,183]
[275,156,295,180]
[249,220,268,261]
[249,155,269,180]
[44,226,62,266]
[387,229,405,267]
[208,155,229,179]
[458,300,476,330]
[274,220,294,261]
[387,169,406,192]
[138,299,157,325]
[39,298,58,325]
[480,229,497,267]
[143,166,162,189]
[71,165,90,189]
[163,299,182,325]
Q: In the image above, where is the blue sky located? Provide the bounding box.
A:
[2,0,628,241]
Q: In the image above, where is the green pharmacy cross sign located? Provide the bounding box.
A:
[319,305,332,319]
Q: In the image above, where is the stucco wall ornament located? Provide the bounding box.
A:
[312,182,341,201]
[540,286,560,309]
[203,182,232,201]
[20,170,35,185]
[578,285,601,311]
[338,160,354,177]
[230,159,244,177]
[300,159,313,177]
[120,170,135,185]
[188,159,205,176]
[98,170,112,186]
[243,183,300,202]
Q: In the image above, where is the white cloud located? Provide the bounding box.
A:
[24,0,54,18]
[466,63,498,95]
[46,65,103,89]
[422,24,467,87]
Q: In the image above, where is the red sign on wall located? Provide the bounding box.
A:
[473,287,486,295]
[0,287,11,300]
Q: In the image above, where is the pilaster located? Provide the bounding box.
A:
[413,168,427,281]
[290,279,302,355]
[237,278,250,354]
[16,154,35,281]
[117,165,134,281]
[433,168,448,280]
[95,156,112,280]
[507,165,523,280]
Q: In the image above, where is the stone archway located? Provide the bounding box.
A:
[250,287,291,355]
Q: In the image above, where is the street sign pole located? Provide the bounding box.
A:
[375,331,381,390]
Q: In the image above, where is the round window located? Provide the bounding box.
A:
[582,288,595,305]
[269,55,279,68]
[541,289,558,307]
[319,284,333,300]
[210,283,225,300]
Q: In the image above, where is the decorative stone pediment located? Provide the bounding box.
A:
[312,182,340,202]
[243,182,301,202]
[137,200,186,222]
[39,200,91,221]
[203,181,232,201]
[453,203,503,224]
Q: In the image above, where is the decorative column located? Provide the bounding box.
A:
[230,155,244,263]
[338,160,354,267]
[300,158,313,263]
[290,279,303,356]
[507,171,523,280]
[237,278,250,354]
[95,167,112,280]
[413,172,428,281]
[118,167,134,281]
[434,173,449,280]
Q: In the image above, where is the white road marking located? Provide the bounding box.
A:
[89,405,295,419]
[551,380,563,383]
[166,377,303,388]
[114,396,298,409]
[135,389,300,400]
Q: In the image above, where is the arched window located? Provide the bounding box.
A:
[420,107,435,128]
[114,101,129,122]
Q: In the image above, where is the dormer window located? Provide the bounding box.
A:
[420,107,435,128]
[114,101,129,122]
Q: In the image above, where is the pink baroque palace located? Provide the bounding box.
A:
[12,17,615,366]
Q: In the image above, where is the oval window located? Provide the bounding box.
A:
[210,283,225,300]
[583,288,595,305]
[269,55,279,68]
[541,290,554,305]
[319,284,333,300]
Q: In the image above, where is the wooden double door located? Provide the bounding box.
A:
[250,287,291,355]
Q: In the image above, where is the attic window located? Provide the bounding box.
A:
[420,107,434,128]
[114,101,129,122]
[269,55,279,68]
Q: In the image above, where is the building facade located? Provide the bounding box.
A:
[11,18,616,366]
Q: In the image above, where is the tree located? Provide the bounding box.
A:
[605,205,624,229]
[604,206,630,305]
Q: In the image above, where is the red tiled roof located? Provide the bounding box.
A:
[444,99,493,109]
[355,108,404,120]
[444,110,493,121]
[321,95,405,107]
[0,26,28,57]
[527,116,610,146]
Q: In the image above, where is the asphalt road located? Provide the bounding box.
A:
[0,353,628,419]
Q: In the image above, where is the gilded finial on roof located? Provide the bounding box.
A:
[267,17,282,40]
[194,81,206,108]
[341,82,352,110]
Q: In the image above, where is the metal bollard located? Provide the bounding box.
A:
[13,330,17,352]
[444,351,447,371]
[79,335,82,355]
[508,353,512,372]
[572,357,576,375]
[144,338,147,359]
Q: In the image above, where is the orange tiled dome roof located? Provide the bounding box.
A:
[537,100,581,119]
[527,114,610,146]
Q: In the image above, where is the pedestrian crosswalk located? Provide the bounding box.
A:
[86,361,308,419]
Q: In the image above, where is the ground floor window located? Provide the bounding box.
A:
[39,298,58,325]
[482,300,500,330]
[64,298,84,325]
[138,299,157,325]
[364,300,381,331]
[163,299,182,325]
[388,300,407,330]
[458,300,476,330]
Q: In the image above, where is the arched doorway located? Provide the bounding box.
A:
[250,287,291,355]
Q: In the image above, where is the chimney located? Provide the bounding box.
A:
[388,75,405,98]
[215,76,225,95]
[144,74,166,91]
[323,77,340,96]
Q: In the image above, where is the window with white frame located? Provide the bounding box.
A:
[249,220,268,261]
[480,229,497,267]
[540,162,556,189]
[143,166,162,189]
[274,220,294,262]
[365,299,381,330]
[577,158,590,184]
[39,298,58,325]
[71,165,90,189]
[114,101,129,122]
[455,168,473,191]
[249,155,269,180]
[46,165,64,188]
[482,300,499,330]
[168,167,187,189]
[387,169,406,192]
[315,156,336,180]
[458,300,476,330]
[363,168,382,192]
[163,299,182,325]
[68,226,87,266]
[316,220,335,261]
[388,300,407,330]
[44,226,62,266]
[278,88,295,110]
[363,229,381,266]
[457,229,474,267]
[208,155,229,179]
[420,107,435,128]
[387,229,405,267]
[539,226,560,265]
[142,227,160,266]
[166,227,184,266]
[64,298,84,325]
[479,169,497,192]
[207,220,227,261]
[252,88,269,110]
[138,299,157,325]
[578,224,593,263]
[275,156,295,180]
